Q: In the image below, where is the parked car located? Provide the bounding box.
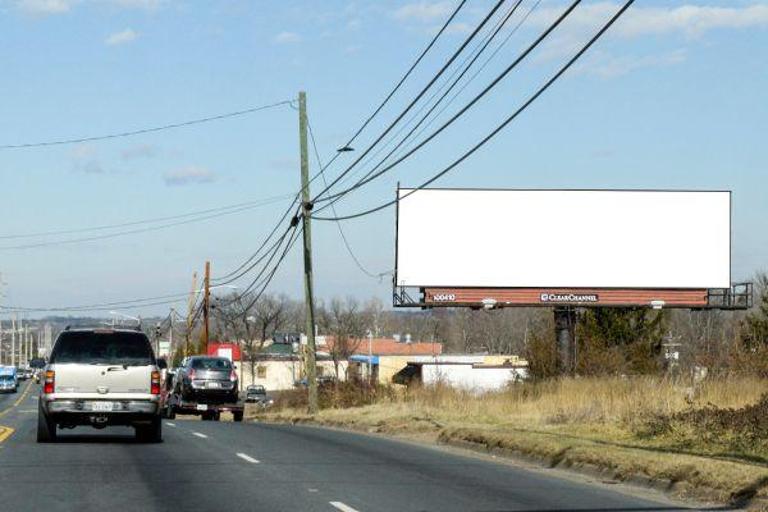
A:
[175,356,238,404]
[245,385,269,404]
[37,327,166,443]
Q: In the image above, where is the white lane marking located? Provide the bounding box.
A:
[236,453,260,464]
[329,502,361,512]
[165,422,176,427]
[192,432,208,439]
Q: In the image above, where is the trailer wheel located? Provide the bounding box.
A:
[213,412,221,421]
[233,411,243,422]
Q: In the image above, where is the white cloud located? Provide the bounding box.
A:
[163,166,216,186]
[17,0,74,15]
[528,3,768,39]
[444,21,471,35]
[273,31,302,44]
[16,0,163,15]
[105,28,138,46]
[394,1,453,23]
[121,144,159,160]
[578,49,688,78]
[111,0,161,9]
[70,143,105,174]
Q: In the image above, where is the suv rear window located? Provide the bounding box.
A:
[50,331,154,366]
[190,358,232,370]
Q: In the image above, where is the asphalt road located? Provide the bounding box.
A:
[0,382,705,512]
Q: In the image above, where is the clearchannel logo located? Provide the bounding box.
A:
[540,292,599,303]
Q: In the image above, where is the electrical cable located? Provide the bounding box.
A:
[328,0,527,201]
[0,100,293,149]
[0,198,288,250]
[210,1,468,286]
[313,0,580,210]
[311,0,508,203]
[0,194,292,240]
[307,118,390,280]
[332,0,526,194]
[211,200,302,284]
[312,0,636,221]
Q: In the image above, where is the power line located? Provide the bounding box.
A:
[0,194,292,240]
[211,200,301,284]
[0,196,289,250]
[240,223,304,312]
[312,0,635,221]
[209,4,467,286]
[310,0,508,203]
[311,0,581,212]
[327,0,527,203]
[331,0,526,194]
[0,100,293,149]
[307,118,390,280]
[320,0,469,172]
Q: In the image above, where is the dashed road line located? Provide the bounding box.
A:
[329,502,361,512]
[236,453,260,464]
[192,432,208,439]
[165,422,176,427]
[0,381,34,419]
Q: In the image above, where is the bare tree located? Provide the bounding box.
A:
[322,297,367,378]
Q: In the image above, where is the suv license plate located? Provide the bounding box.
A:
[207,382,220,389]
[196,404,208,411]
[92,402,113,412]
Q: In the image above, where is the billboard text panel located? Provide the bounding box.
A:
[396,189,731,289]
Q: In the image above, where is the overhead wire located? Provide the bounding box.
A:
[312,0,636,221]
[0,198,290,251]
[307,118,390,280]
[310,0,508,203]
[327,0,527,202]
[0,100,294,149]
[311,0,584,213]
[0,194,292,240]
[199,1,468,287]
[331,0,525,194]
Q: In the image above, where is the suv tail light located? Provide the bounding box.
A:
[151,371,161,395]
[43,370,55,394]
[230,370,237,382]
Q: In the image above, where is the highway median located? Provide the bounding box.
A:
[253,376,768,510]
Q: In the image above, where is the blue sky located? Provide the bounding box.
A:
[0,0,766,317]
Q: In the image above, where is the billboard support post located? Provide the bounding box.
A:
[554,307,576,374]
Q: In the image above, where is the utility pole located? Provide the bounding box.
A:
[203,260,211,355]
[11,315,16,367]
[299,91,319,414]
[169,307,175,359]
[185,272,198,357]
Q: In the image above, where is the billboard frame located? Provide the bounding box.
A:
[393,186,747,310]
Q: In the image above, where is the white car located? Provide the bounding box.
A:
[38,327,166,443]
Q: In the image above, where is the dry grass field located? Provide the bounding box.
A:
[256,376,768,507]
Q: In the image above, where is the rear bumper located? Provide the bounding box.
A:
[42,394,159,416]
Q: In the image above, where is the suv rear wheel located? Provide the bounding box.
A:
[37,402,57,443]
[135,417,162,443]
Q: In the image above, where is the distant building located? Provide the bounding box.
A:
[394,355,528,392]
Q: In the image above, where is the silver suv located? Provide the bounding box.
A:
[38,327,165,443]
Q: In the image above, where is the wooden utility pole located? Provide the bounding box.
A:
[203,260,211,355]
[185,272,198,357]
[299,91,319,414]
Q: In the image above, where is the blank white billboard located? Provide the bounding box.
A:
[395,189,731,289]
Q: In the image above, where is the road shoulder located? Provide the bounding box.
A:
[254,410,768,511]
